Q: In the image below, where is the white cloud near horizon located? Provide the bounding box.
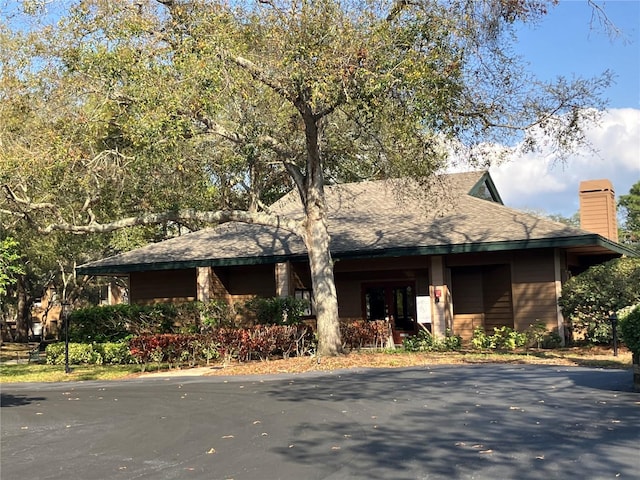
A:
[489,108,640,217]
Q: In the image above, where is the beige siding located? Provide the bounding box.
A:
[451,267,484,339]
[511,250,558,332]
[453,314,485,339]
[579,179,618,242]
[483,264,513,330]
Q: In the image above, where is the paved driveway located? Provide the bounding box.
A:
[1,365,639,480]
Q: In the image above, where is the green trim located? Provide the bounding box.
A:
[76,253,309,275]
[333,235,637,259]
[76,234,636,275]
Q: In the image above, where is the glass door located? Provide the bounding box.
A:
[364,283,416,343]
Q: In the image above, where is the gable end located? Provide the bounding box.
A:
[468,172,503,204]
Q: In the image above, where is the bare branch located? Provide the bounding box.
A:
[39,209,304,237]
[588,0,623,39]
[226,55,296,105]
[3,184,58,212]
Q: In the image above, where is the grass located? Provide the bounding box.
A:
[0,342,39,363]
[0,363,145,383]
[1,344,633,384]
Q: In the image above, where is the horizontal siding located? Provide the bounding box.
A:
[453,314,484,340]
[483,264,513,329]
[511,250,558,332]
[451,268,483,314]
[130,269,196,304]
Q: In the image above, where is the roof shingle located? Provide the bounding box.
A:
[76,171,630,274]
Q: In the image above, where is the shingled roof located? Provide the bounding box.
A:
[77,171,634,275]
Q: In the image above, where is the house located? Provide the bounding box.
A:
[76,171,636,344]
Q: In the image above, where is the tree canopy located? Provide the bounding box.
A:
[1,0,613,353]
[619,180,640,251]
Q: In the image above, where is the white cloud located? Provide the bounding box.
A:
[489,108,640,217]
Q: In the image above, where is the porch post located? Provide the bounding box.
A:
[553,249,566,346]
[430,256,448,338]
[275,262,291,298]
[196,267,211,303]
[107,280,124,305]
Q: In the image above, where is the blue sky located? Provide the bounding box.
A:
[490,0,640,219]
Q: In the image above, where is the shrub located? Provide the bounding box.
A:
[45,341,134,365]
[492,326,527,350]
[128,325,314,369]
[471,326,493,349]
[471,326,527,351]
[403,329,462,352]
[242,296,309,325]
[46,342,99,365]
[559,258,640,345]
[99,341,135,364]
[198,299,237,330]
[340,320,390,350]
[68,304,180,342]
[620,305,640,357]
[525,322,562,349]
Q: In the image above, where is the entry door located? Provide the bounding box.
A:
[364,284,416,343]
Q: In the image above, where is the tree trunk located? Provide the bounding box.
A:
[15,276,30,342]
[304,204,343,357]
[298,107,343,357]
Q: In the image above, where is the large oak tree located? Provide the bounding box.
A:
[1,0,611,354]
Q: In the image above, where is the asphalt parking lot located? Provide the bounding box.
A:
[1,364,639,480]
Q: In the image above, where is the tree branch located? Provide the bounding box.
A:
[227,54,297,105]
[196,114,297,160]
[38,209,304,237]
[386,0,417,22]
[3,184,58,212]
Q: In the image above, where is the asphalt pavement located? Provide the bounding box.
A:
[1,364,639,480]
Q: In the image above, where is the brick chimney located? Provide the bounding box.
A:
[579,179,618,242]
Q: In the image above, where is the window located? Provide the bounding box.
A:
[294,288,314,316]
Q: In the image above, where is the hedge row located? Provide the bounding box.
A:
[46,320,393,368]
[341,320,390,350]
[68,304,190,342]
[46,341,134,365]
[129,324,316,368]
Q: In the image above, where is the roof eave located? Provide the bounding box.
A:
[76,234,635,276]
[333,234,637,260]
[75,253,310,275]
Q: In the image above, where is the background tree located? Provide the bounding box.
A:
[1,0,612,354]
[0,236,23,297]
[619,180,640,252]
[558,258,640,345]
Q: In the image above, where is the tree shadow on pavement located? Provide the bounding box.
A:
[1,393,47,407]
[265,365,639,480]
